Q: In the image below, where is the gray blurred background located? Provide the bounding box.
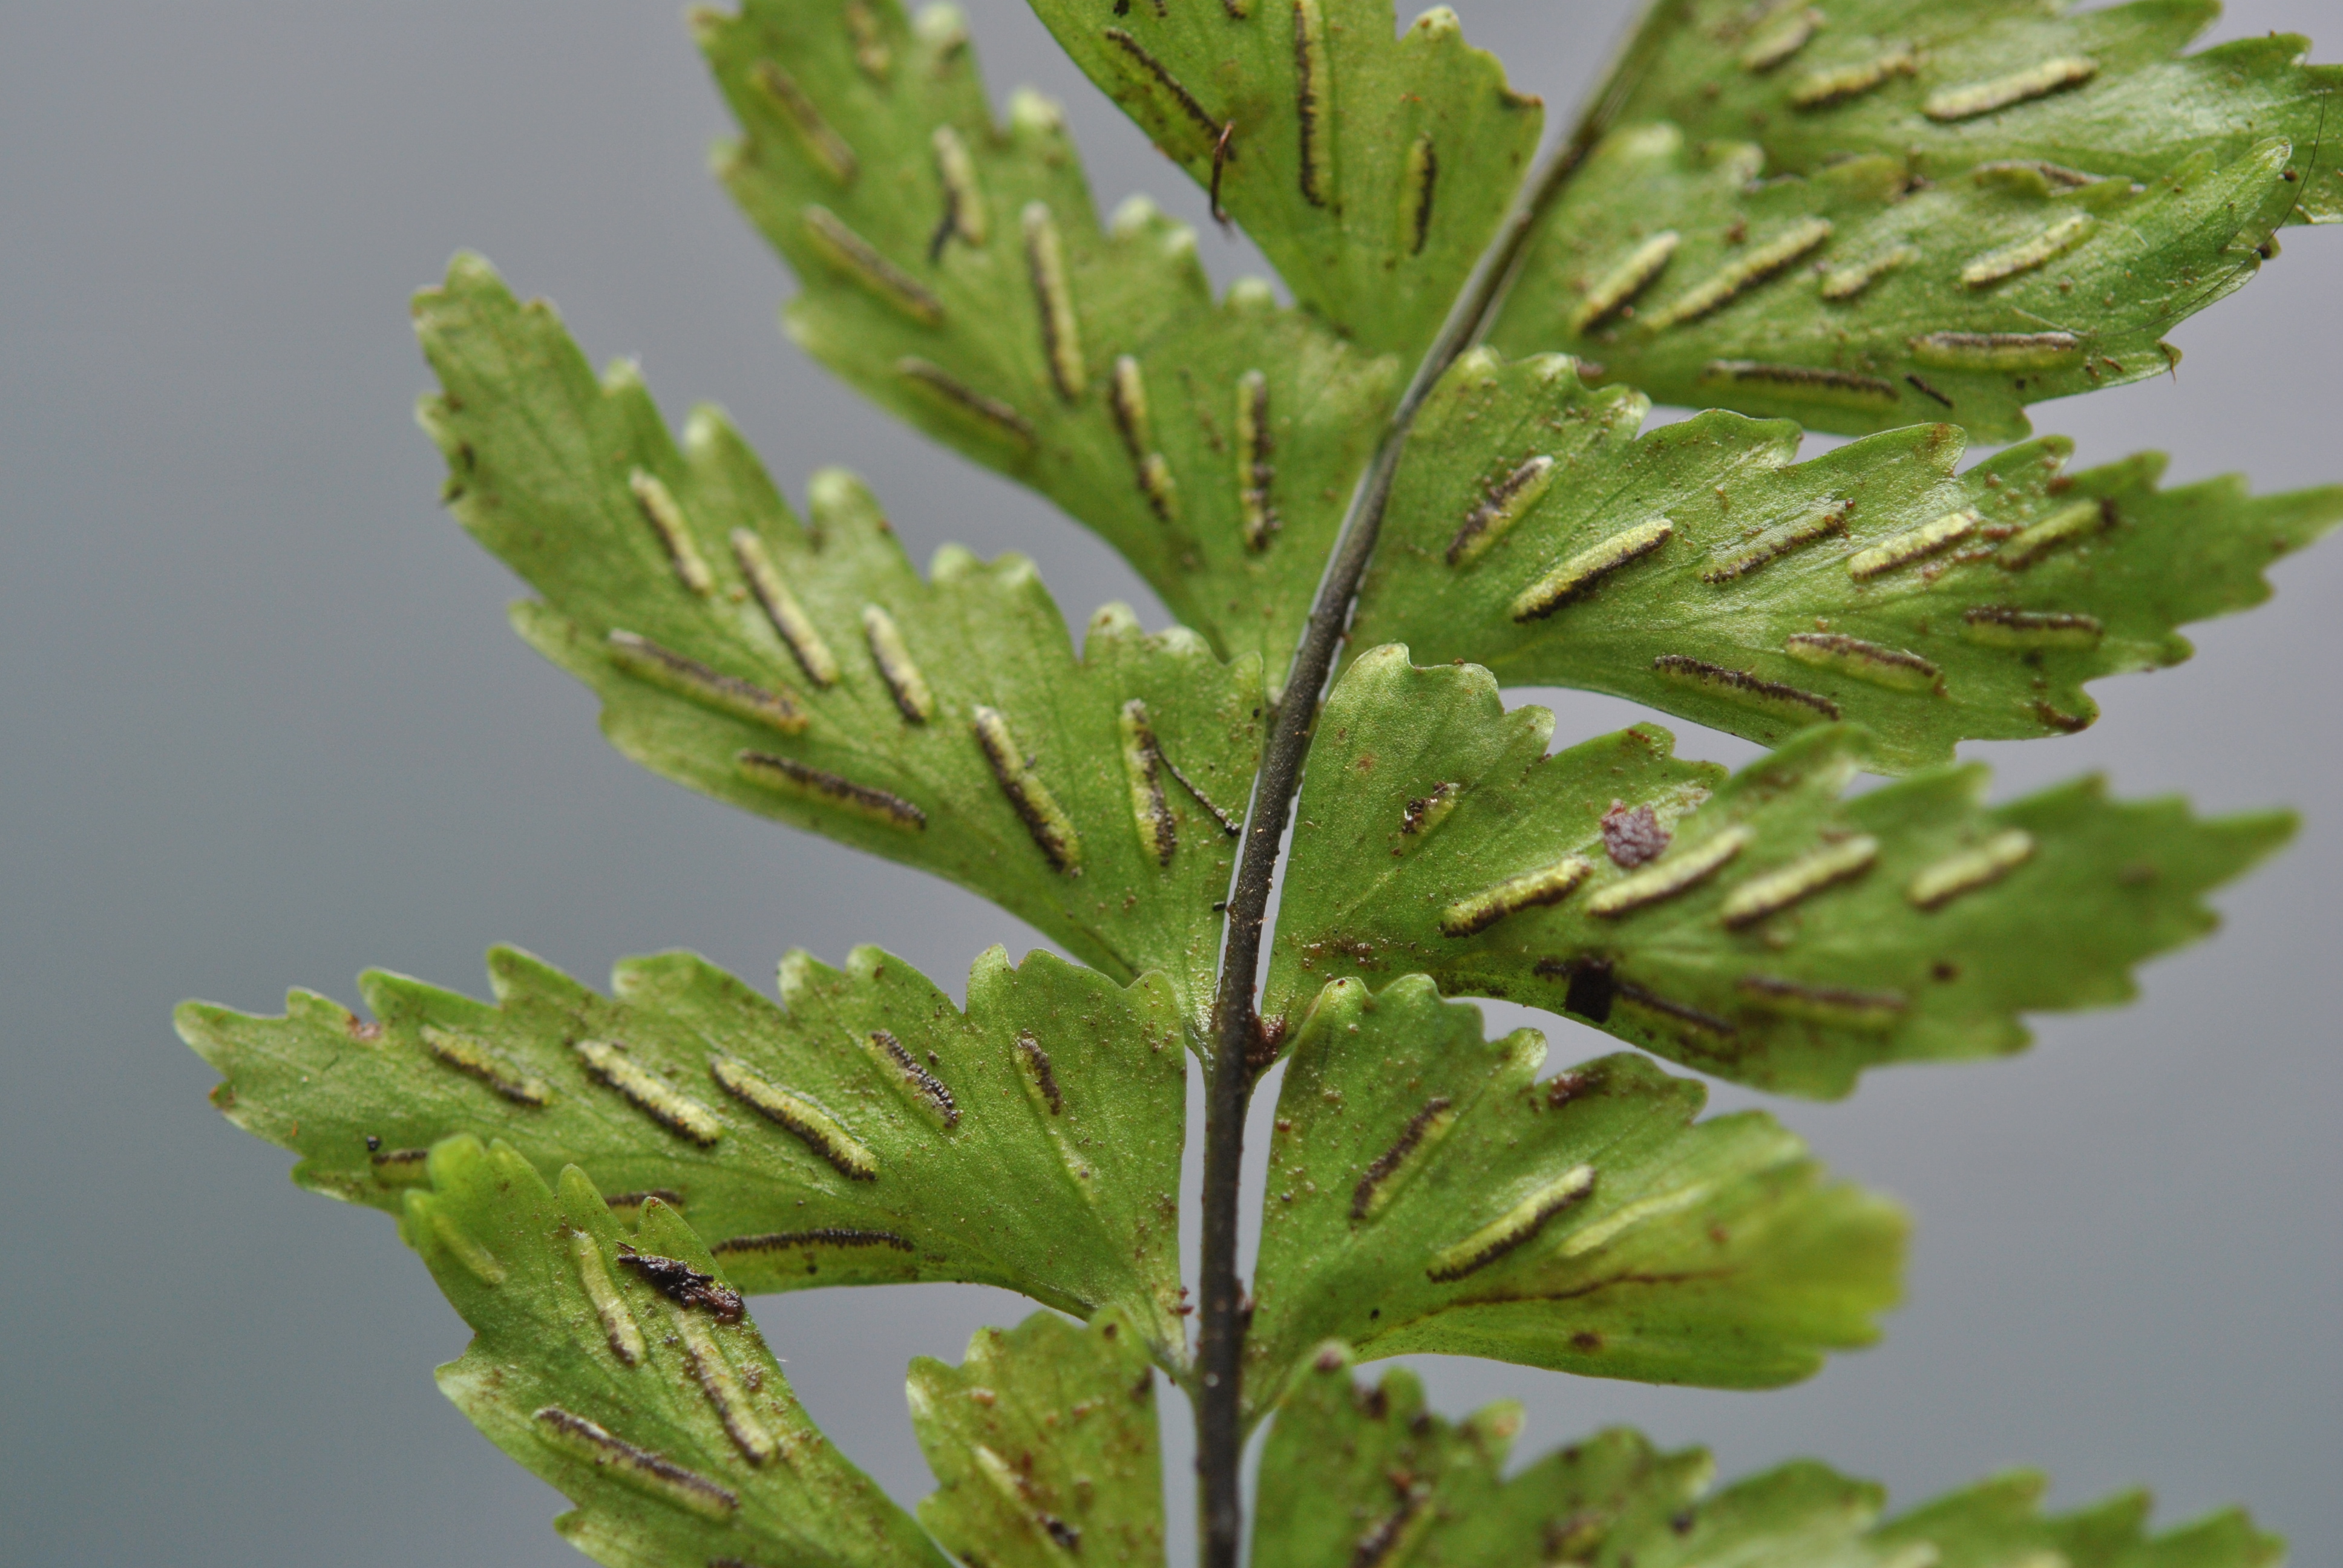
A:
[3,2,2338,1564]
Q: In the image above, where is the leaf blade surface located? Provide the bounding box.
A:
[1244,975,1904,1419]
[416,255,1262,1019]
[181,942,1193,1364]
[1256,1350,2285,1568]
[407,1137,945,1568]
[1267,650,2294,1097]
[1349,351,2342,768]
[697,0,1403,675]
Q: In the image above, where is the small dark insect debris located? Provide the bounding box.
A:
[1545,1069,1595,1109]
[364,1134,382,1152]
[1040,1515,1081,1552]
[615,1244,745,1324]
[1905,372,1955,409]
[1599,800,1670,867]
[1536,956,1617,1024]
[1570,1330,1603,1352]
[1932,961,1960,982]
[1245,1013,1289,1074]
[1671,1509,1697,1535]
[1359,1385,1390,1419]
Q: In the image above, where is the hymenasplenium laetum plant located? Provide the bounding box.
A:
[179,1,2340,1564]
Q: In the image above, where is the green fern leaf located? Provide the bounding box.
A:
[1014,0,1542,360]
[415,255,1260,1019]
[695,0,1401,676]
[1242,974,1904,1421]
[1607,0,2343,227]
[1264,651,2293,1098]
[1257,1350,2282,1568]
[179,942,1193,1363]
[1349,351,2342,768]
[404,1135,944,1568]
[1489,125,2293,439]
[909,1311,1166,1568]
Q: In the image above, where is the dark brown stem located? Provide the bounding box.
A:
[1190,13,1676,1565]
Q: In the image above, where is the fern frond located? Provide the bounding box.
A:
[406,1137,945,1568]
[1016,0,1542,360]
[1257,1351,2283,1568]
[696,0,1403,675]
[1351,351,2342,768]
[1492,125,2293,439]
[1244,975,1904,1420]
[1266,650,2293,1097]
[416,256,1261,1018]
[181,942,1193,1363]
[1610,0,2343,226]
[909,1312,1166,1568]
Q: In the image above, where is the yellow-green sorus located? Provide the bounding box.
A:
[1438,855,1598,936]
[1740,6,1822,72]
[429,1209,506,1285]
[973,704,1084,872]
[711,1057,878,1180]
[1925,56,2098,122]
[628,469,715,596]
[802,205,942,324]
[1738,975,1908,1028]
[1648,218,1833,328]
[1789,48,1916,109]
[731,528,839,686]
[1236,369,1276,550]
[1997,498,2109,569]
[1783,632,1941,693]
[1909,330,2083,370]
[1846,508,1981,580]
[1702,503,1848,582]
[1426,1165,1597,1281]
[674,1309,780,1465]
[930,124,987,246]
[1820,244,1918,302]
[569,1228,646,1366]
[751,59,859,183]
[1510,518,1674,620]
[1959,607,2104,648]
[1907,828,2037,909]
[421,1023,553,1107]
[1570,231,1679,334]
[605,630,810,736]
[1719,834,1881,927]
[1589,825,1755,916]
[1961,213,2095,288]
[861,604,936,722]
[1022,201,1086,399]
[1118,698,1178,867]
[735,751,928,832]
[532,1408,738,1517]
[574,1039,724,1147]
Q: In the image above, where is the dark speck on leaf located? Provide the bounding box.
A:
[616,1244,744,1323]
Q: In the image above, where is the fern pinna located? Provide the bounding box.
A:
[182,2,2339,1565]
